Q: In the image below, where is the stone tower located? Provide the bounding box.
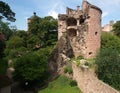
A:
[27,12,38,31]
[58,0,102,58]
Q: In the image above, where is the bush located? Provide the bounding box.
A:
[0,40,5,57]
[70,80,77,87]
[101,32,120,53]
[95,49,120,90]
[0,58,7,74]
[64,66,73,74]
[13,47,51,84]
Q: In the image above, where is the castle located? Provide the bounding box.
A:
[58,0,102,58]
[27,0,102,59]
[102,20,114,32]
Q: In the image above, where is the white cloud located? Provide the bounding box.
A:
[102,12,109,18]
[48,10,58,19]
[47,0,65,19]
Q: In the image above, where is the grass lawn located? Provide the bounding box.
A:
[38,76,82,93]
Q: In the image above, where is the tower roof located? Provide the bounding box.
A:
[28,12,39,20]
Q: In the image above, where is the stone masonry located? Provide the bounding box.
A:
[102,20,114,32]
[72,63,120,93]
[58,0,102,59]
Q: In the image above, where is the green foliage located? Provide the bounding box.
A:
[84,61,89,66]
[77,56,84,60]
[27,34,42,50]
[95,49,120,90]
[28,15,57,47]
[14,30,27,44]
[5,47,27,59]
[38,76,81,93]
[70,80,77,87]
[101,32,120,52]
[3,15,57,88]
[0,20,13,39]
[13,47,52,84]
[28,15,41,34]
[6,35,25,49]
[0,40,5,57]
[70,56,84,66]
[64,66,73,74]
[13,53,47,82]
[85,58,95,68]
[112,21,120,37]
[0,1,16,22]
[0,58,7,74]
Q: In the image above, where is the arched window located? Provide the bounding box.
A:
[67,17,77,26]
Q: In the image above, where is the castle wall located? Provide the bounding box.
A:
[58,16,67,40]
[58,1,102,59]
[102,21,114,32]
[84,6,102,58]
[72,63,119,93]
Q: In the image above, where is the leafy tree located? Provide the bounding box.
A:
[95,49,120,90]
[27,34,43,50]
[0,20,13,39]
[0,1,16,22]
[101,32,120,52]
[13,47,51,84]
[28,15,57,47]
[112,21,120,37]
[6,35,25,49]
[5,47,27,59]
[14,30,28,47]
[0,40,5,57]
[5,35,26,59]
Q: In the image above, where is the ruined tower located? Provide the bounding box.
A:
[58,0,102,58]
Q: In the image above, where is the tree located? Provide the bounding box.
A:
[0,20,13,39]
[13,48,51,85]
[0,1,16,22]
[112,21,120,37]
[95,49,120,90]
[5,35,26,59]
[14,30,28,47]
[101,32,120,53]
[28,15,57,47]
[0,40,5,58]
[27,34,42,50]
[6,35,25,49]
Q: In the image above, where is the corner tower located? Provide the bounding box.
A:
[58,1,102,58]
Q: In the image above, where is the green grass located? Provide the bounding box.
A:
[38,76,82,93]
[0,58,7,74]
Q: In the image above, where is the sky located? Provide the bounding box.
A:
[2,0,120,30]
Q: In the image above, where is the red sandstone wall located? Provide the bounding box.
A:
[85,7,102,58]
[72,63,119,93]
[58,20,67,39]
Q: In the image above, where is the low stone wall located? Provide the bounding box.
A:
[72,63,120,93]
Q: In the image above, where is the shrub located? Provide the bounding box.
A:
[0,58,7,74]
[95,49,120,90]
[84,61,89,66]
[77,56,84,60]
[70,80,77,87]
[64,66,73,74]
